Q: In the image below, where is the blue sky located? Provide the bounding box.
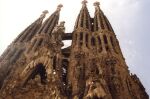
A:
[0,0,150,95]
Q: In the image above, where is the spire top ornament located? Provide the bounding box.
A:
[56,4,63,12]
[82,0,88,6]
[94,1,100,11]
[40,10,48,19]
[94,1,100,7]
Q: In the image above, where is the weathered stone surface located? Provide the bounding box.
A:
[0,1,148,99]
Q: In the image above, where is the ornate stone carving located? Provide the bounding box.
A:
[0,1,148,99]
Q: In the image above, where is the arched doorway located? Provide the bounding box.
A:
[22,63,47,86]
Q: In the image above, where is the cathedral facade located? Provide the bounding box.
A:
[0,1,149,99]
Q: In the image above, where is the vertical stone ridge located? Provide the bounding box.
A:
[0,1,149,99]
[93,1,114,32]
[74,0,91,31]
[36,4,63,35]
[0,11,49,88]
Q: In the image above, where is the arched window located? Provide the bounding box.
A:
[23,63,47,86]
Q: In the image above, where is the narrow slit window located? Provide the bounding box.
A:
[86,34,88,47]
[91,18,94,32]
[80,32,83,41]
[53,56,56,70]
[103,35,108,44]
[38,39,43,46]
[86,34,88,43]
[98,36,101,45]
[91,37,96,46]
[98,36,102,52]
[86,15,89,29]
[110,36,114,46]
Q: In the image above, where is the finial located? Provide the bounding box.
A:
[56,4,63,12]
[94,1,100,7]
[40,10,49,19]
[82,0,88,6]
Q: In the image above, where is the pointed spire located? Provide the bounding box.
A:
[13,10,48,43]
[94,1,100,9]
[37,4,63,35]
[56,4,63,12]
[74,0,91,30]
[93,1,114,32]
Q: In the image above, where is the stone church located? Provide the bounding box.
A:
[0,0,149,99]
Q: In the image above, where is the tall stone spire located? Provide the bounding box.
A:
[0,1,149,99]
[0,11,48,88]
[93,1,114,32]
[14,10,48,43]
[0,10,48,63]
[37,4,63,35]
[74,0,91,31]
[25,4,63,54]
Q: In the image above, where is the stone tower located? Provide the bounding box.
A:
[0,1,149,99]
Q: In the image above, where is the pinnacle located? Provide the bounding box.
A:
[82,0,88,5]
[94,1,100,7]
[56,4,63,12]
[42,10,49,14]
[40,10,49,19]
